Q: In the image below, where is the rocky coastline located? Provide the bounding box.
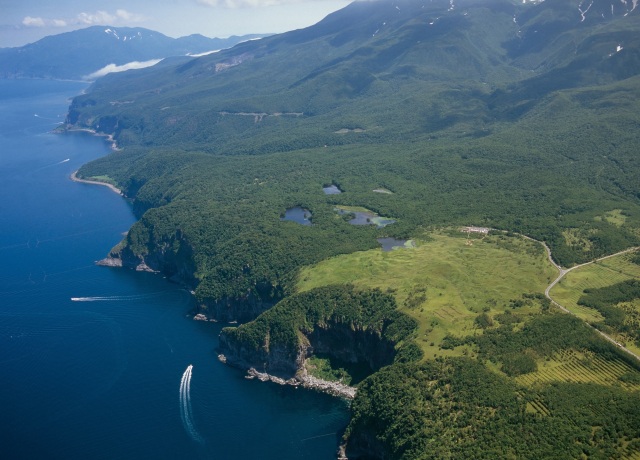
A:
[63,126,120,151]
[218,353,357,400]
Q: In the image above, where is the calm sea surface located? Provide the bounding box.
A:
[0,79,349,459]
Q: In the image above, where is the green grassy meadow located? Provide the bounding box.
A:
[550,251,640,354]
[516,348,640,391]
[298,230,557,359]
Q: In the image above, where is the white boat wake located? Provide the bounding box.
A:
[70,292,169,302]
[71,296,128,302]
[33,158,71,172]
[180,364,204,443]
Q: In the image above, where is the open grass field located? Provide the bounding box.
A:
[86,175,117,186]
[622,449,640,460]
[516,349,640,391]
[297,231,557,359]
[595,209,629,227]
[549,251,640,354]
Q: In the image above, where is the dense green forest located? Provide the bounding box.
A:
[219,284,420,376]
[346,357,640,459]
[81,107,640,311]
[345,315,640,459]
[68,0,640,457]
[77,14,640,308]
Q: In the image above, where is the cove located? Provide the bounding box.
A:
[0,79,348,459]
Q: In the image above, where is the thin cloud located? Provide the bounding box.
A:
[22,16,46,27]
[22,16,68,28]
[84,59,163,80]
[197,0,309,8]
[116,9,144,21]
[77,11,117,25]
[77,9,145,25]
[22,9,144,29]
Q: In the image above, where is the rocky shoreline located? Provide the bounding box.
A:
[217,354,357,400]
[70,170,123,195]
[63,126,120,151]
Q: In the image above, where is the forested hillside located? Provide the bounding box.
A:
[64,0,640,457]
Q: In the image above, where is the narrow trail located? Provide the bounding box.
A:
[537,239,640,363]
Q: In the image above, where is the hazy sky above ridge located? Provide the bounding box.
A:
[0,0,351,47]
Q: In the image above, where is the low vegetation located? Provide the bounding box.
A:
[298,231,556,358]
[550,252,640,353]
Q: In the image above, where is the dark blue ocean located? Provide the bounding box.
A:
[0,79,348,459]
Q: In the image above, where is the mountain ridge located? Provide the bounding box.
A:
[0,26,268,80]
[64,0,640,153]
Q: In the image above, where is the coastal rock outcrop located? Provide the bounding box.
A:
[196,289,277,323]
[239,366,357,400]
[103,230,280,322]
[218,285,420,396]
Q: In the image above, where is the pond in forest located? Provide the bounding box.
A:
[377,237,415,251]
[323,184,342,195]
[281,206,312,225]
[335,207,395,228]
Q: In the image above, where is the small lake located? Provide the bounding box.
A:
[336,208,395,228]
[377,237,414,251]
[281,206,312,225]
[323,185,342,195]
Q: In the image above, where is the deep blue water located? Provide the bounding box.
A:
[0,79,348,460]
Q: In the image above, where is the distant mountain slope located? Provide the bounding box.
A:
[65,0,640,152]
[0,26,267,80]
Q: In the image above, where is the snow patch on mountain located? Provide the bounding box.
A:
[104,28,119,39]
[104,28,143,41]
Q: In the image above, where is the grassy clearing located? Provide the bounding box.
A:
[594,209,628,227]
[622,449,640,460]
[297,231,556,359]
[550,253,640,352]
[88,175,117,186]
[562,228,594,252]
[551,258,639,317]
[515,349,640,391]
[305,355,352,385]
